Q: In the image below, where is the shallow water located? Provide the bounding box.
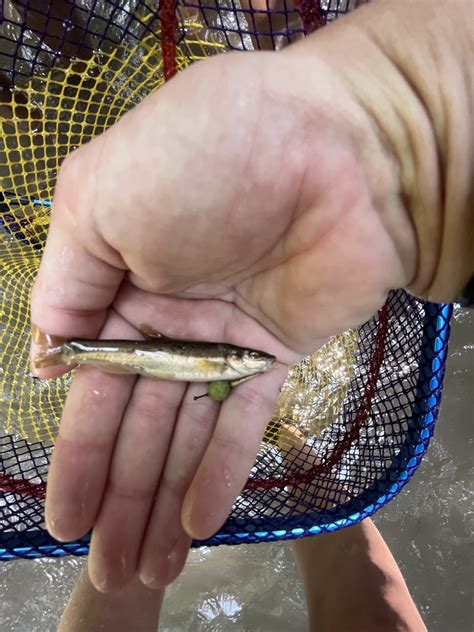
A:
[0,306,472,631]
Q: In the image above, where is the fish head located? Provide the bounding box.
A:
[225,347,276,377]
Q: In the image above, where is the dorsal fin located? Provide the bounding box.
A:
[139,324,173,340]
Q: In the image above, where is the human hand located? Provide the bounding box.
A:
[30,26,421,592]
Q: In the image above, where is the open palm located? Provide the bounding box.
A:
[31,48,412,592]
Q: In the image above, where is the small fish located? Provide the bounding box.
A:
[34,338,277,383]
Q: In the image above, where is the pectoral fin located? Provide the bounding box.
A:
[230,374,259,388]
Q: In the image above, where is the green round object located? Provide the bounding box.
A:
[208,380,231,401]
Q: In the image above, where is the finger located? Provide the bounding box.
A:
[30,180,125,379]
[138,384,220,589]
[87,376,186,592]
[45,314,137,541]
[182,364,288,540]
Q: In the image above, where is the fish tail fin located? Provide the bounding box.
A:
[32,326,72,370]
[34,345,66,369]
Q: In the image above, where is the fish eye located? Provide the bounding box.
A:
[248,351,260,360]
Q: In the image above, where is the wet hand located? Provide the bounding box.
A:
[30,48,414,592]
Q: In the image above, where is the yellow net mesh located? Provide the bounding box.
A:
[0,5,358,449]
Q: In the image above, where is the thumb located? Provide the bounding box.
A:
[30,190,125,379]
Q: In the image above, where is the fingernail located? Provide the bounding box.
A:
[140,548,180,589]
[46,515,68,542]
[46,516,56,535]
[182,492,219,541]
[182,495,200,539]
[139,569,158,588]
[92,573,112,594]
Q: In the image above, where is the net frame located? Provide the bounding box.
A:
[0,0,452,560]
[0,300,452,560]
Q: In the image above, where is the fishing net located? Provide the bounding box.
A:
[0,0,451,560]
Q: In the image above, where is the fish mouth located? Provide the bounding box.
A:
[268,358,285,372]
[253,355,278,373]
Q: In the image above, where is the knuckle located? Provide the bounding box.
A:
[106,476,156,502]
[160,471,188,498]
[212,428,257,464]
[233,381,274,417]
[131,394,162,424]
[180,400,217,433]
[131,383,178,426]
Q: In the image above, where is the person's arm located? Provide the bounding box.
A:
[57,563,164,632]
[293,519,427,632]
[280,426,426,631]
